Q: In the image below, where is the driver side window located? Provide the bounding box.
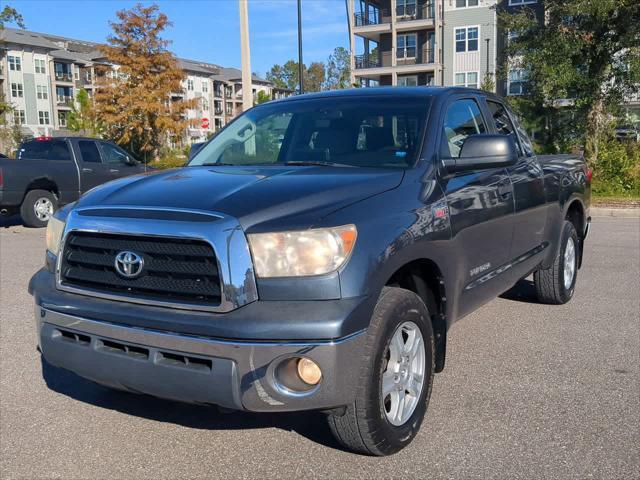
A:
[100,142,129,165]
[442,99,486,158]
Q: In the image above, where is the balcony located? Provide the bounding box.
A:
[54,72,73,83]
[354,9,389,26]
[56,95,73,106]
[396,2,435,22]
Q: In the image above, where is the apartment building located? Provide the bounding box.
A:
[0,28,292,143]
[347,0,443,87]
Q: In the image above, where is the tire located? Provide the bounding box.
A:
[20,189,57,228]
[327,287,435,456]
[534,220,579,304]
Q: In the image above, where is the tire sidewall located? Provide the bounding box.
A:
[21,190,57,228]
[366,289,435,453]
[558,221,579,302]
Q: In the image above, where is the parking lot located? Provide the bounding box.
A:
[0,216,638,479]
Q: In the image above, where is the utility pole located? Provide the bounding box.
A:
[297,0,304,94]
[239,0,253,111]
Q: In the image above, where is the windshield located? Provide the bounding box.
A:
[188,96,430,169]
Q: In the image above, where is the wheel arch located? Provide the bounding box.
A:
[23,178,60,202]
[385,258,448,372]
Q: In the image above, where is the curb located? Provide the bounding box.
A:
[591,207,640,218]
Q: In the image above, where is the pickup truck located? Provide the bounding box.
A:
[0,137,145,227]
[29,87,591,456]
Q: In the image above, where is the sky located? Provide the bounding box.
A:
[7,0,350,77]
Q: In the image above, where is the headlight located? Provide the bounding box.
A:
[248,225,357,278]
[45,216,66,256]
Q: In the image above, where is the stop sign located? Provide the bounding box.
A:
[201,118,210,129]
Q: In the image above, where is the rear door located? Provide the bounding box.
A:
[438,96,515,316]
[484,99,547,270]
[75,139,112,192]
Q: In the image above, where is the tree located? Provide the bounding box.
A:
[0,5,25,154]
[325,47,351,90]
[305,62,325,93]
[0,5,25,29]
[67,89,100,135]
[94,3,195,161]
[266,60,326,93]
[254,90,271,105]
[480,73,495,93]
[501,0,640,165]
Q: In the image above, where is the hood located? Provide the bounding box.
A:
[76,166,404,231]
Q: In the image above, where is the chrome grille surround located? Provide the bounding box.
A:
[55,206,258,313]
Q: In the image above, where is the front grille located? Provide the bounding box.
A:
[60,232,221,307]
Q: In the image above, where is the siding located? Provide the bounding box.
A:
[442,6,496,87]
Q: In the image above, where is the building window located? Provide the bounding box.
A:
[398,75,418,87]
[37,85,48,100]
[455,27,479,53]
[58,111,68,127]
[13,110,26,125]
[397,34,417,59]
[225,102,233,115]
[509,0,537,5]
[202,98,209,111]
[454,71,479,88]
[187,79,194,91]
[508,68,528,95]
[34,58,46,74]
[11,83,23,98]
[201,81,208,93]
[38,111,50,125]
[74,66,80,80]
[456,0,479,7]
[8,55,21,71]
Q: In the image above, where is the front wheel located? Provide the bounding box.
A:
[534,220,579,304]
[327,287,435,456]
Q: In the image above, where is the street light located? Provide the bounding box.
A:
[297,0,304,94]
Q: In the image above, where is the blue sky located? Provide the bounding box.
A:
[8,0,350,76]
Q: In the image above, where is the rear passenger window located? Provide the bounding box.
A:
[487,101,523,156]
[442,99,487,158]
[79,141,101,163]
[18,140,71,161]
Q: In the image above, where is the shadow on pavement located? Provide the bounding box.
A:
[499,278,539,303]
[41,357,343,451]
[0,214,25,228]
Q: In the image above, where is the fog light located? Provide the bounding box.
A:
[297,357,322,385]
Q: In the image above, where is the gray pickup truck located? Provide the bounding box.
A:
[30,87,591,455]
[0,137,145,227]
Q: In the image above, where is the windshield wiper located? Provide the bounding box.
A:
[284,161,355,168]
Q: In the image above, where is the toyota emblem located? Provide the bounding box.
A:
[114,251,144,278]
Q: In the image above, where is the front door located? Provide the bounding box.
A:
[438,97,515,316]
[485,99,547,278]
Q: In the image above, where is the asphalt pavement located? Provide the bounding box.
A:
[1,217,638,479]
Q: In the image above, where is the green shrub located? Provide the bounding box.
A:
[153,149,187,170]
[592,140,640,198]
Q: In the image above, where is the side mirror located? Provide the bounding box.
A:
[442,135,518,173]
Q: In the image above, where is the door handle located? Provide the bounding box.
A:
[82,168,93,173]
[109,169,119,173]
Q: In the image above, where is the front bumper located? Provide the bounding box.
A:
[36,306,366,412]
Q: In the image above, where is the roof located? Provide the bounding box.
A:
[178,58,220,75]
[0,28,59,50]
[214,67,269,84]
[273,86,500,103]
